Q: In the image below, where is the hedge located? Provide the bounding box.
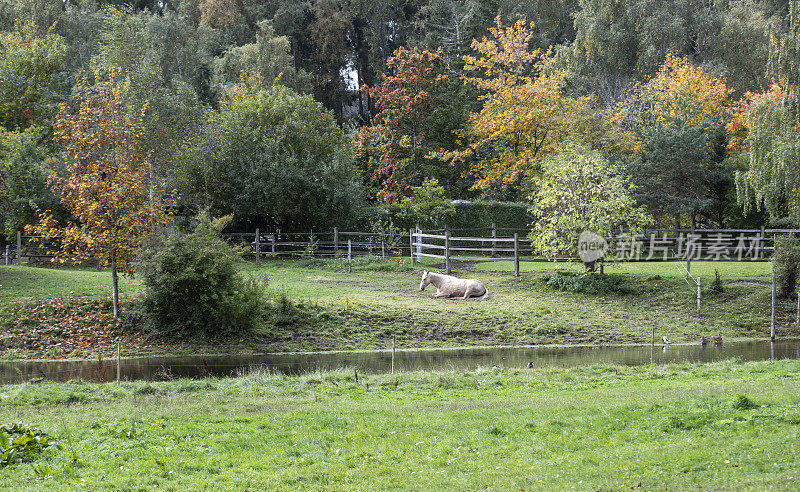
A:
[357,200,531,232]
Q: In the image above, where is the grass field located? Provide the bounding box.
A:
[1,360,799,490]
[1,258,796,359]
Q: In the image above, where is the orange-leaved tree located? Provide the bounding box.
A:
[459,16,585,199]
[27,72,169,318]
[726,81,785,153]
[355,47,455,203]
[640,52,731,128]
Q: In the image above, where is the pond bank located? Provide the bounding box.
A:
[3,339,800,383]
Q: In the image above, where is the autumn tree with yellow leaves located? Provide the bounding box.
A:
[457,16,633,200]
[459,16,582,199]
[27,73,170,318]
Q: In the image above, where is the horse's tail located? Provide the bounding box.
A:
[476,286,489,300]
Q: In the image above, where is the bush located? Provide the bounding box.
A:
[774,235,800,298]
[136,212,266,337]
[732,394,758,410]
[540,271,635,295]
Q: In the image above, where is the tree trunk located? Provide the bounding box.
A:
[111,254,120,319]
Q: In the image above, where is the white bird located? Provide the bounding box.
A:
[662,336,672,345]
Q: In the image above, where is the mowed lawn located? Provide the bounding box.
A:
[0,360,799,490]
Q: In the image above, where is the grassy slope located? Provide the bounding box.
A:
[243,260,792,350]
[1,360,799,490]
[1,260,797,358]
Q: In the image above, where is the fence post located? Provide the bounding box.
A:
[415,225,421,261]
[771,263,776,341]
[491,223,497,257]
[445,231,451,275]
[4,244,8,266]
[686,223,694,278]
[116,341,121,385]
[514,233,520,278]
[409,229,415,265]
[348,239,352,273]
[16,230,21,265]
[255,228,260,266]
[334,227,339,255]
[391,334,395,375]
[696,277,701,317]
[381,232,386,259]
[271,232,276,257]
[796,292,799,327]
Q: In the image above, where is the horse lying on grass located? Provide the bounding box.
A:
[419,270,489,300]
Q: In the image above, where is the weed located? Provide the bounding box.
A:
[732,394,758,410]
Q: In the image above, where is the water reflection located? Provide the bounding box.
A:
[2,340,800,384]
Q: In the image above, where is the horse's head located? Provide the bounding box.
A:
[419,270,431,291]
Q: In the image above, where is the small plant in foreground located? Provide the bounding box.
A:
[708,268,724,294]
[732,394,758,410]
[0,422,60,467]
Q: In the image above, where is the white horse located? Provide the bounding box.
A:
[419,270,489,300]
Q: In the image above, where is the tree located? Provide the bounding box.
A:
[623,53,733,227]
[0,20,66,131]
[355,47,469,202]
[93,6,210,197]
[398,178,455,227]
[735,0,800,222]
[631,123,724,227]
[461,16,584,199]
[530,145,651,266]
[213,20,312,93]
[0,125,63,240]
[641,52,731,128]
[26,74,170,318]
[182,78,363,231]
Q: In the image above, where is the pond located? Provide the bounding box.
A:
[2,339,800,384]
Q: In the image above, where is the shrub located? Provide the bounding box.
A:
[773,235,800,298]
[540,271,635,295]
[136,212,266,337]
[0,422,59,467]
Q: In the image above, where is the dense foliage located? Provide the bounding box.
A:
[529,146,651,262]
[182,80,362,232]
[135,213,266,337]
[0,0,797,244]
[773,235,800,298]
[540,271,635,295]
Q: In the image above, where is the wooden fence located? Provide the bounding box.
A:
[3,226,800,268]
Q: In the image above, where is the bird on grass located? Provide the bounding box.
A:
[701,336,708,346]
[713,333,723,344]
[527,362,534,368]
[662,336,672,345]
